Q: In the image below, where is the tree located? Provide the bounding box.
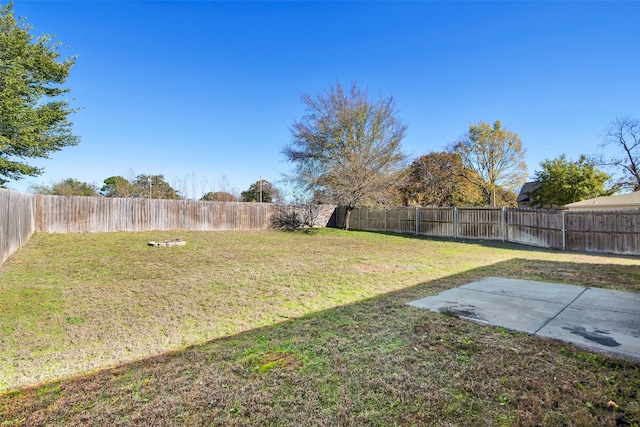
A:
[241,180,281,203]
[131,174,179,199]
[200,191,238,202]
[283,82,407,228]
[492,186,518,207]
[31,178,98,196]
[453,120,527,207]
[530,155,616,208]
[0,3,79,186]
[101,176,134,197]
[395,151,484,206]
[597,116,640,191]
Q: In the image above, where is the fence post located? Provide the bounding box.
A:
[384,207,387,232]
[562,210,566,251]
[501,207,506,242]
[453,207,458,239]
[415,207,419,235]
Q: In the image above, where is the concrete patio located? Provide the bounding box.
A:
[409,277,640,362]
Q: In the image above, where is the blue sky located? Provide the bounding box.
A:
[6,1,640,199]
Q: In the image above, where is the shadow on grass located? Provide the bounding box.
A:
[348,228,640,261]
[1,258,639,426]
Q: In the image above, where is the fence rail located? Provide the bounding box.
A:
[336,206,640,256]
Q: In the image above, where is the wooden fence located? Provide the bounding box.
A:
[35,195,336,233]
[0,190,336,266]
[336,206,640,256]
[0,189,36,265]
[3,189,639,265]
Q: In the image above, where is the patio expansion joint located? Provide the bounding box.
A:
[533,287,589,335]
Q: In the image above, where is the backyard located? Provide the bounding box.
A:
[0,228,639,425]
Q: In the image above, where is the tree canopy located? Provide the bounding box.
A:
[101,176,134,197]
[597,116,640,191]
[200,191,238,202]
[0,3,79,186]
[283,81,407,228]
[241,180,281,203]
[395,151,484,207]
[530,155,616,208]
[31,178,98,196]
[453,120,526,207]
[131,174,180,199]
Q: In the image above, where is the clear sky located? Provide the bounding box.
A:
[6,1,640,199]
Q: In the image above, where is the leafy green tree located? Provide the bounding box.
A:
[200,191,238,202]
[530,155,616,208]
[131,174,179,199]
[395,151,484,206]
[31,178,98,196]
[0,3,79,186]
[101,176,134,197]
[283,82,407,228]
[241,180,280,203]
[453,120,527,207]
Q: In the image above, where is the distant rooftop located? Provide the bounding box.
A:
[563,191,640,210]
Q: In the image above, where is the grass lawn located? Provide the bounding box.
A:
[1,228,639,426]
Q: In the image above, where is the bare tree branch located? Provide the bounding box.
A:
[597,116,640,191]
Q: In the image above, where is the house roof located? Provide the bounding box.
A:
[563,191,640,210]
[517,181,540,203]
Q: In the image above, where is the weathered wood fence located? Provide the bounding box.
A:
[0,189,336,265]
[336,206,640,256]
[3,188,639,264]
[0,189,36,265]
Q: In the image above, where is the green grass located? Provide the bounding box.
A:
[1,228,639,425]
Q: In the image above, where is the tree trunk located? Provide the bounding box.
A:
[343,206,353,230]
